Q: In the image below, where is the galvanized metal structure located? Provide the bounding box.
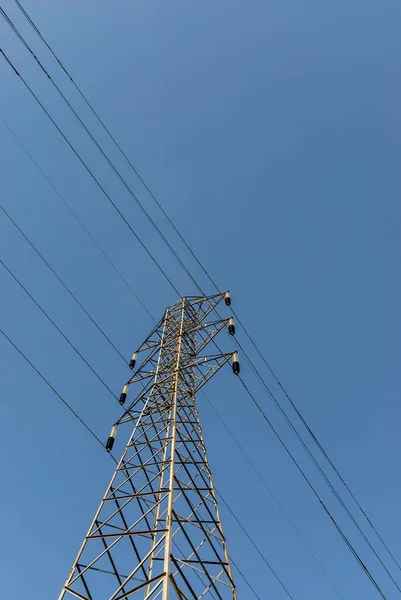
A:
[59,293,238,600]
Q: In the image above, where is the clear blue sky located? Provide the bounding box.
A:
[0,0,400,598]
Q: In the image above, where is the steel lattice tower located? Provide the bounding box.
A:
[59,293,239,600]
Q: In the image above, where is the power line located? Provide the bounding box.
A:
[216,490,295,599]
[0,325,104,447]
[0,23,353,552]
[229,557,263,600]
[231,309,401,576]
[11,0,220,293]
[207,316,400,595]
[0,14,375,556]
[3,5,398,592]
[200,317,391,596]
[0,7,203,298]
[0,114,154,322]
[203,392,345,599]
[237,375,388,600]
[7,3,399,579]
[3,41,395,592]
[0,201,127,364]
[197,305,398,598]
[235,340,401,595]
[0,255,118,401]
[0,48,181,298]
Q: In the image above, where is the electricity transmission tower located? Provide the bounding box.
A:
[59,292,239,600]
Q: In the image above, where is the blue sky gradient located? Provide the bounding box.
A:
[0,1,400,598]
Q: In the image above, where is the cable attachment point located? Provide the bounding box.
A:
[129,352,137,370]
[106,425,117,452]
[119,384,128,405]
[232,351,240,375]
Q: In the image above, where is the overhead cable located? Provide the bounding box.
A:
[237,376,388,600]
[0,9,202,295]
[229,557,263,600]
[0,325,104,446]
[0,255,118,401]
[0,201,127,364]
[231,309,401,577]
[207,314,400,595]
[204,392,344,599]
[1,12,369,595]
[12,0,221,292]
[234,340,401,595]
[3,6,398,591]
[9,5,400,579]
[216,490,294,599]
[0,48,181,298]
[0,114,154,321]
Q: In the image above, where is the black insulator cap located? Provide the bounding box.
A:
[129,353,137,370]
[232,361,240,375]
[229,324,235,336]
[119,393,127,405]
[225,293,231,306]
[106,436,115,452]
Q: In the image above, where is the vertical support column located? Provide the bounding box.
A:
[162,298,185,600]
